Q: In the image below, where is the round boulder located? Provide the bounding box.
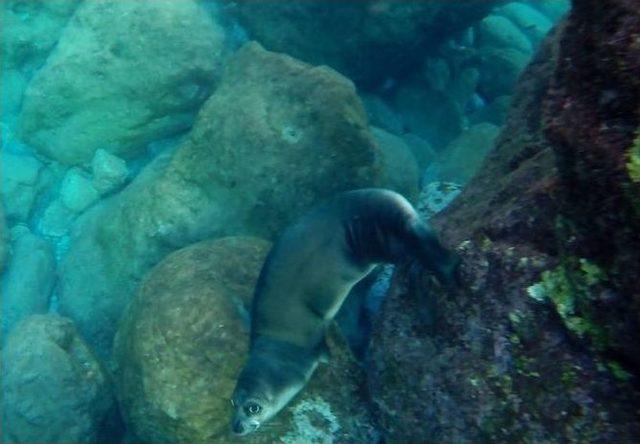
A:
[114,237,378,443]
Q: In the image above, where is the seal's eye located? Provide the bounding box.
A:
[245,402,262,416]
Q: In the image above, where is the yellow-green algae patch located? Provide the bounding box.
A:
[627,131,640,183]
[526,258,608,350]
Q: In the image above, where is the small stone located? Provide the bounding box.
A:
[91,149,129,194]
[60,168,100,213]
[1,229,55,337]
[1,151,43,221]
[39,200,76,237]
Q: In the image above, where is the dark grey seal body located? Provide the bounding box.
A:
[231,188,459,435]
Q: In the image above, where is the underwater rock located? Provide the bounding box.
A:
[402,133,437,173]
[222,1,499,89]
[91,149,129,195]
[437,123,501,184]
[542,0,640,367]
[371,127,419,200]
[497,3,553,46]
[368,3,640,441]
[18,0,226,165]
[60,168,100,213]
[416,182,463,220]
[469,95,513,126]
[477,47,532,101]
[361,94,405,136]
[1,314,117,444]
[58,41,383,354]
[114,237,378,444]
[476,15,533,54]
[38,200,76,238]
[394,83,465,150]
[1,226,56,338]
[533,0,571,22]
[1,151,43,222]
[0,206,6,273]
[2,0,81,72]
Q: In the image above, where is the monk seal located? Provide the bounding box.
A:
[230,188,459,435]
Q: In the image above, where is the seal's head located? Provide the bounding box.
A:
[230,337,319,436]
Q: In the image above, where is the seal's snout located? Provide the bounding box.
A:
[232,420,245,435]
[232,419,258,436]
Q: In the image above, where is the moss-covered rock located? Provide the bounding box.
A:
[114,237,378,443]
[2,314,117,444]
[368,3,640,439]
[58,42,383,354]
[627,132,640,183]
[18,0,226,165]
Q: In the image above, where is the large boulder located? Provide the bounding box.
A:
[58,42,384,354]
[367,2,640,441]
[1,226,55,338]
[222,1,499,88]
[114,237,378,443]
[1,314,117,444]
[18,0,226,165]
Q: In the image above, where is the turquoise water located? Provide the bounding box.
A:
[6,1,640,443]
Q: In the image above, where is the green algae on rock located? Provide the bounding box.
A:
[18,0,226,165]
[114,237,378,444]
[2,314,117,444]
[627,132,640,183]
[58,41,383,354]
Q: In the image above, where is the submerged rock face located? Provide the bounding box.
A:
[2,315,117,444]
[223,1,499,88]
[58,42,383,354]
[0,206,6,273]
[18,0,225,165]
[114,237,378,444]
[368,2,640,441]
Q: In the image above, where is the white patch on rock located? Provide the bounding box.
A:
[282,397,341,444]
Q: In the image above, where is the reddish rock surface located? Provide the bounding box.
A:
[367,1,640,442]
